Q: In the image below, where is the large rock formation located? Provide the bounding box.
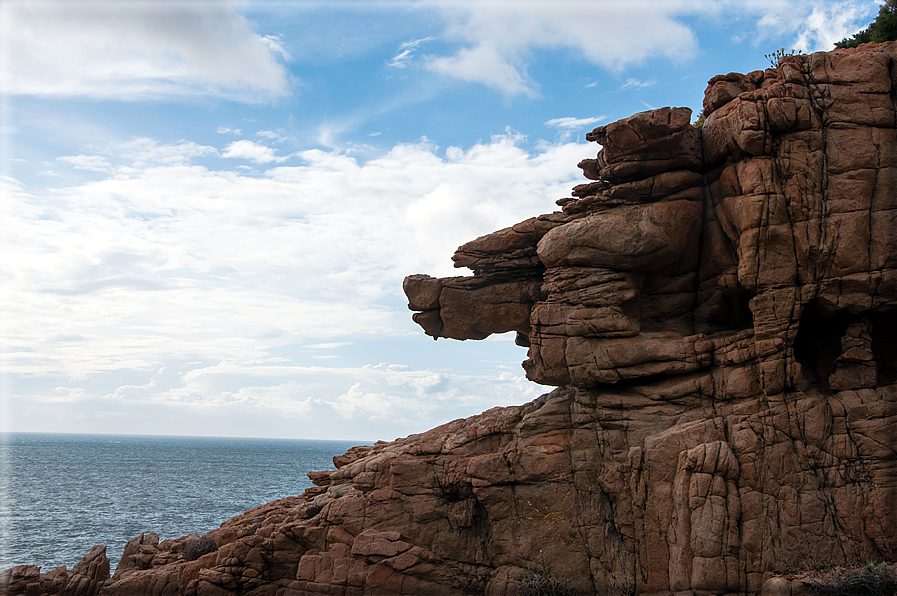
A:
[5,43,897,596]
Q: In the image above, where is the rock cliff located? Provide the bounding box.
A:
[4,42,897,596]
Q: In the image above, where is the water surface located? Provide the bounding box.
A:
[0,433,361,572]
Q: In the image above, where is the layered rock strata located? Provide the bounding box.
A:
[4,42,897,596]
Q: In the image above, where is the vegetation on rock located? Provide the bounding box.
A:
[517,569,577,596]
[764,48,801,68]
[184,535,217,561]
[807,562,897,596]
[836,0,897,48]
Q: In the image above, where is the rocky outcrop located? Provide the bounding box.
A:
[0,545,110,596]
[5,42,897,596]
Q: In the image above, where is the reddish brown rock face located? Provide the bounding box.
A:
[6,43,897,596]
[405,46,897,402]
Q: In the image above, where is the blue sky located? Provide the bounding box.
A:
[1,0,879,441]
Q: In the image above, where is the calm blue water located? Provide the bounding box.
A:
[0,433,361,573]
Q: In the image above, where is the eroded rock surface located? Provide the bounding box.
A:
[1,545,110,596]
[5,42,897,596]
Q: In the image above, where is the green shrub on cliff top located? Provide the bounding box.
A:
[835,1,897,48]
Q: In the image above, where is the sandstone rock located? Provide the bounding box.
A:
[0,547,111,596]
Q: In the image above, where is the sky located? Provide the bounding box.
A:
[0,0,880,442]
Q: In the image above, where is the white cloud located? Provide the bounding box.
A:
[423,0,700,96]
[0,0,290,100]
[2,135,587,438]
[387,37,434,68]
[259,33,291,61]
[734,0,875,51]
[256,130,288,143]
[427,43,535,97]
[303,342,352,350]
[445,146,463,161]
[793,2,873,52]
[122,138,219,167]
[2,358,542,440]
[419,0,876,96]
[315,123,349,149]
[545,116,607,130]
[57,155,114,172]
[545,117,608,142]
[621,78,656,89]
[388,49,415,69]
[217,127,243,135]
[222,140,290,164]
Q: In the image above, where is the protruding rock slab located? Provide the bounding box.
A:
[406,41,897,397]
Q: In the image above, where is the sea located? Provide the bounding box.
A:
[0,433,362,573]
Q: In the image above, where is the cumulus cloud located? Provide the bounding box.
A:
[222,140,290,163]
[3,135,587,438]
[792,2,873,51]
[259,33,291,61]
[418,0,876,96]
[0,0,290,100]
[733,0,875,51]
[423,0,700,95]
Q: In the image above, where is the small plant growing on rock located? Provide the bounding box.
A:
[517,569,576,596]
[185,535,217,561]
[608,575,635,596]
[764,48,801,68]
[237,523,261,537]
[813,558,839,571]
[806,561,897,596]
[693,110,706,129]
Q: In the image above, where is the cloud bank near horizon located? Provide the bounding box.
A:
[2,133,586,439]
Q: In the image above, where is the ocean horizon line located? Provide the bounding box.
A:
[0,430,373,444]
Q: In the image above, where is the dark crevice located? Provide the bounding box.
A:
[869,310,897,384]
[794,302,897,389]
[793,305,854,390]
